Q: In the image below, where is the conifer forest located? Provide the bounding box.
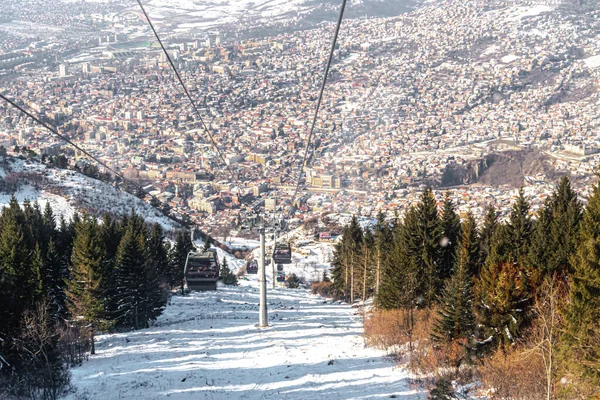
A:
[333,176,600,398]
[0,197,195,398]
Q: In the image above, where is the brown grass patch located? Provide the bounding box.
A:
[311,281,333,297]
[478,347,546,399]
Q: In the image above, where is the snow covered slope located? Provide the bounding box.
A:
[0,157,177,230]
[63,286,424,399]
[140,0,417,32]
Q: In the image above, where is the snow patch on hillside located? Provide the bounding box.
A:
[0,157,177,230]
[501,54,520,64]
[145,0,310,31]
[582,55,600,68]
[509,4,554,21]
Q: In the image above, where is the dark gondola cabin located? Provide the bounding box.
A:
[273,243,292,264]
[276,271,286,282]
[246,260,258,274]
[184,249,220,291]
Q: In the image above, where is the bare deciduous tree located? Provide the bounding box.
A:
[520,276,567,400]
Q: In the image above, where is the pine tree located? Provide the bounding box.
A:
[562,181,600,384]
[527,199,553,287]
[547,176,581,276]
[0,197,37,341]
[42,201,56,250]
[479,204,498,268]
[460,213,480,277]
[402,188,442,307]
[99,213,122,266]
[148,223,169,282]
[507,188,532,264]
[56,214,74,271]
[168,230,193,292]
[43,239,66,317]
[486,222,512,266]
[219,258,238,286]
[474,261,530,351]
[98,213,122,318]
[330,219,362,302]
[439,191,462,281]
[432,212,477,344]
[528,177,581,285]
[330,236,348,299]
[372,211,391,296]
[347,216,363,303]
[114,221,148,329]
[112,212,159,330]
[65,215,108,355]
[360,229,374,301]
[30,243,44,302]
[22,200,41,249]
[377,218,417,309]
[144,223,168,322]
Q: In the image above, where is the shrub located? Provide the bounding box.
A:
[286,273,301,289]
[364,308,434,353]
[364,308,474,386]
[9,300,71,400]
[311,281,333,297]
[478,347,545,399]
[429,378,457,400]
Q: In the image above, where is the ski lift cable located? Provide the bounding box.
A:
[136,0,242,195]
[0,92,169,209]
[289,0,347,216]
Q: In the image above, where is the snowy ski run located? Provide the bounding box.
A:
[64,284,424,399]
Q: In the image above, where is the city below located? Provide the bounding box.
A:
[1,0,600,235]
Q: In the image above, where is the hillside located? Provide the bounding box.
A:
[141,0,417,33]
[441,149,566,188]
[63,286,424,400]
[0,156,178,230]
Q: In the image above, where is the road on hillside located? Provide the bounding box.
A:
[64,285,424,400]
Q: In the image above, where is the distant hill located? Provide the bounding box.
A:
[143,0,417,35]
[440,149,574,188]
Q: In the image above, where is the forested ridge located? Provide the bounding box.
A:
[332,176,600,398]
[0,197,195,398]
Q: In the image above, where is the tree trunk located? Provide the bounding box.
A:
[362,250,368,320]
[350,253,354,304]
[375,247,381,296]
[344,260,349,302]
[90,328,95,355]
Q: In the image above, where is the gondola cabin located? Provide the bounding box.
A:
[273,243,292,264]
[246,260,258,274]
[184,249,219,291]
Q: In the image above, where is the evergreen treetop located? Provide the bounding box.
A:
[439,191,462,281]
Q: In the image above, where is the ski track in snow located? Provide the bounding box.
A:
[64,286,423,400]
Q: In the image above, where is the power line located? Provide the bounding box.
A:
[289,0,347,215]
[136,0,242,195]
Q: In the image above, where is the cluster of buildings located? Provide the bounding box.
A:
[1,0,600,232]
